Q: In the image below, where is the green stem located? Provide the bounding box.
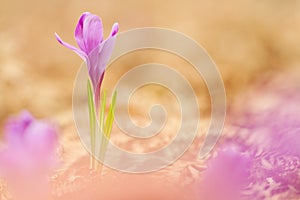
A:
[97,90,107,171]
[87,79,96,169]
[88,80,117,172]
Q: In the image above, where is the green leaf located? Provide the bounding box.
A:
[101,91,117,160]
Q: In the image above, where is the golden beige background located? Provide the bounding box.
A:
[1,0,300,127]
[1,1,300,199]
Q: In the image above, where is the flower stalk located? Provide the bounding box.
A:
[87,79,96,168]
[87,79,117,170]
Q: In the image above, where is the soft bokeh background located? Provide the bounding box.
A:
[1,0,300,127]
[1,0,300,199]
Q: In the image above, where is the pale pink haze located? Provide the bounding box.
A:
[55,12,119,109]
[0,111,58,200]
[200,145,252,200]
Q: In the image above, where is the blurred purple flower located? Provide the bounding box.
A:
[55,12,119,108]
[199,145,252,200]
[0,111,58,200]
[222,79,300,199]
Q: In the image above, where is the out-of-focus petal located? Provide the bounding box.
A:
[200,146,252,200]
[4,111,33,146]
[24,121,58,158]
[0,151,7,177]
[55,33,87,60]
[0,111,59,200]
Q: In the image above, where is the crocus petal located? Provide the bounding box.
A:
[75,12,103,54]
[110,22,119,37]
[55,33,87,60]
[75,12,89,52]
[95,36,116,83]
[88,33,117,108]
[92,23,119,82]
[85,22,118,108]
[92,36,116,84]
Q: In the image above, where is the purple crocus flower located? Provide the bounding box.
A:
[55,12,119,109]
[0,111,58,200]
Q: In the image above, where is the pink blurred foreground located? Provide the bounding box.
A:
[0,111,58,200]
